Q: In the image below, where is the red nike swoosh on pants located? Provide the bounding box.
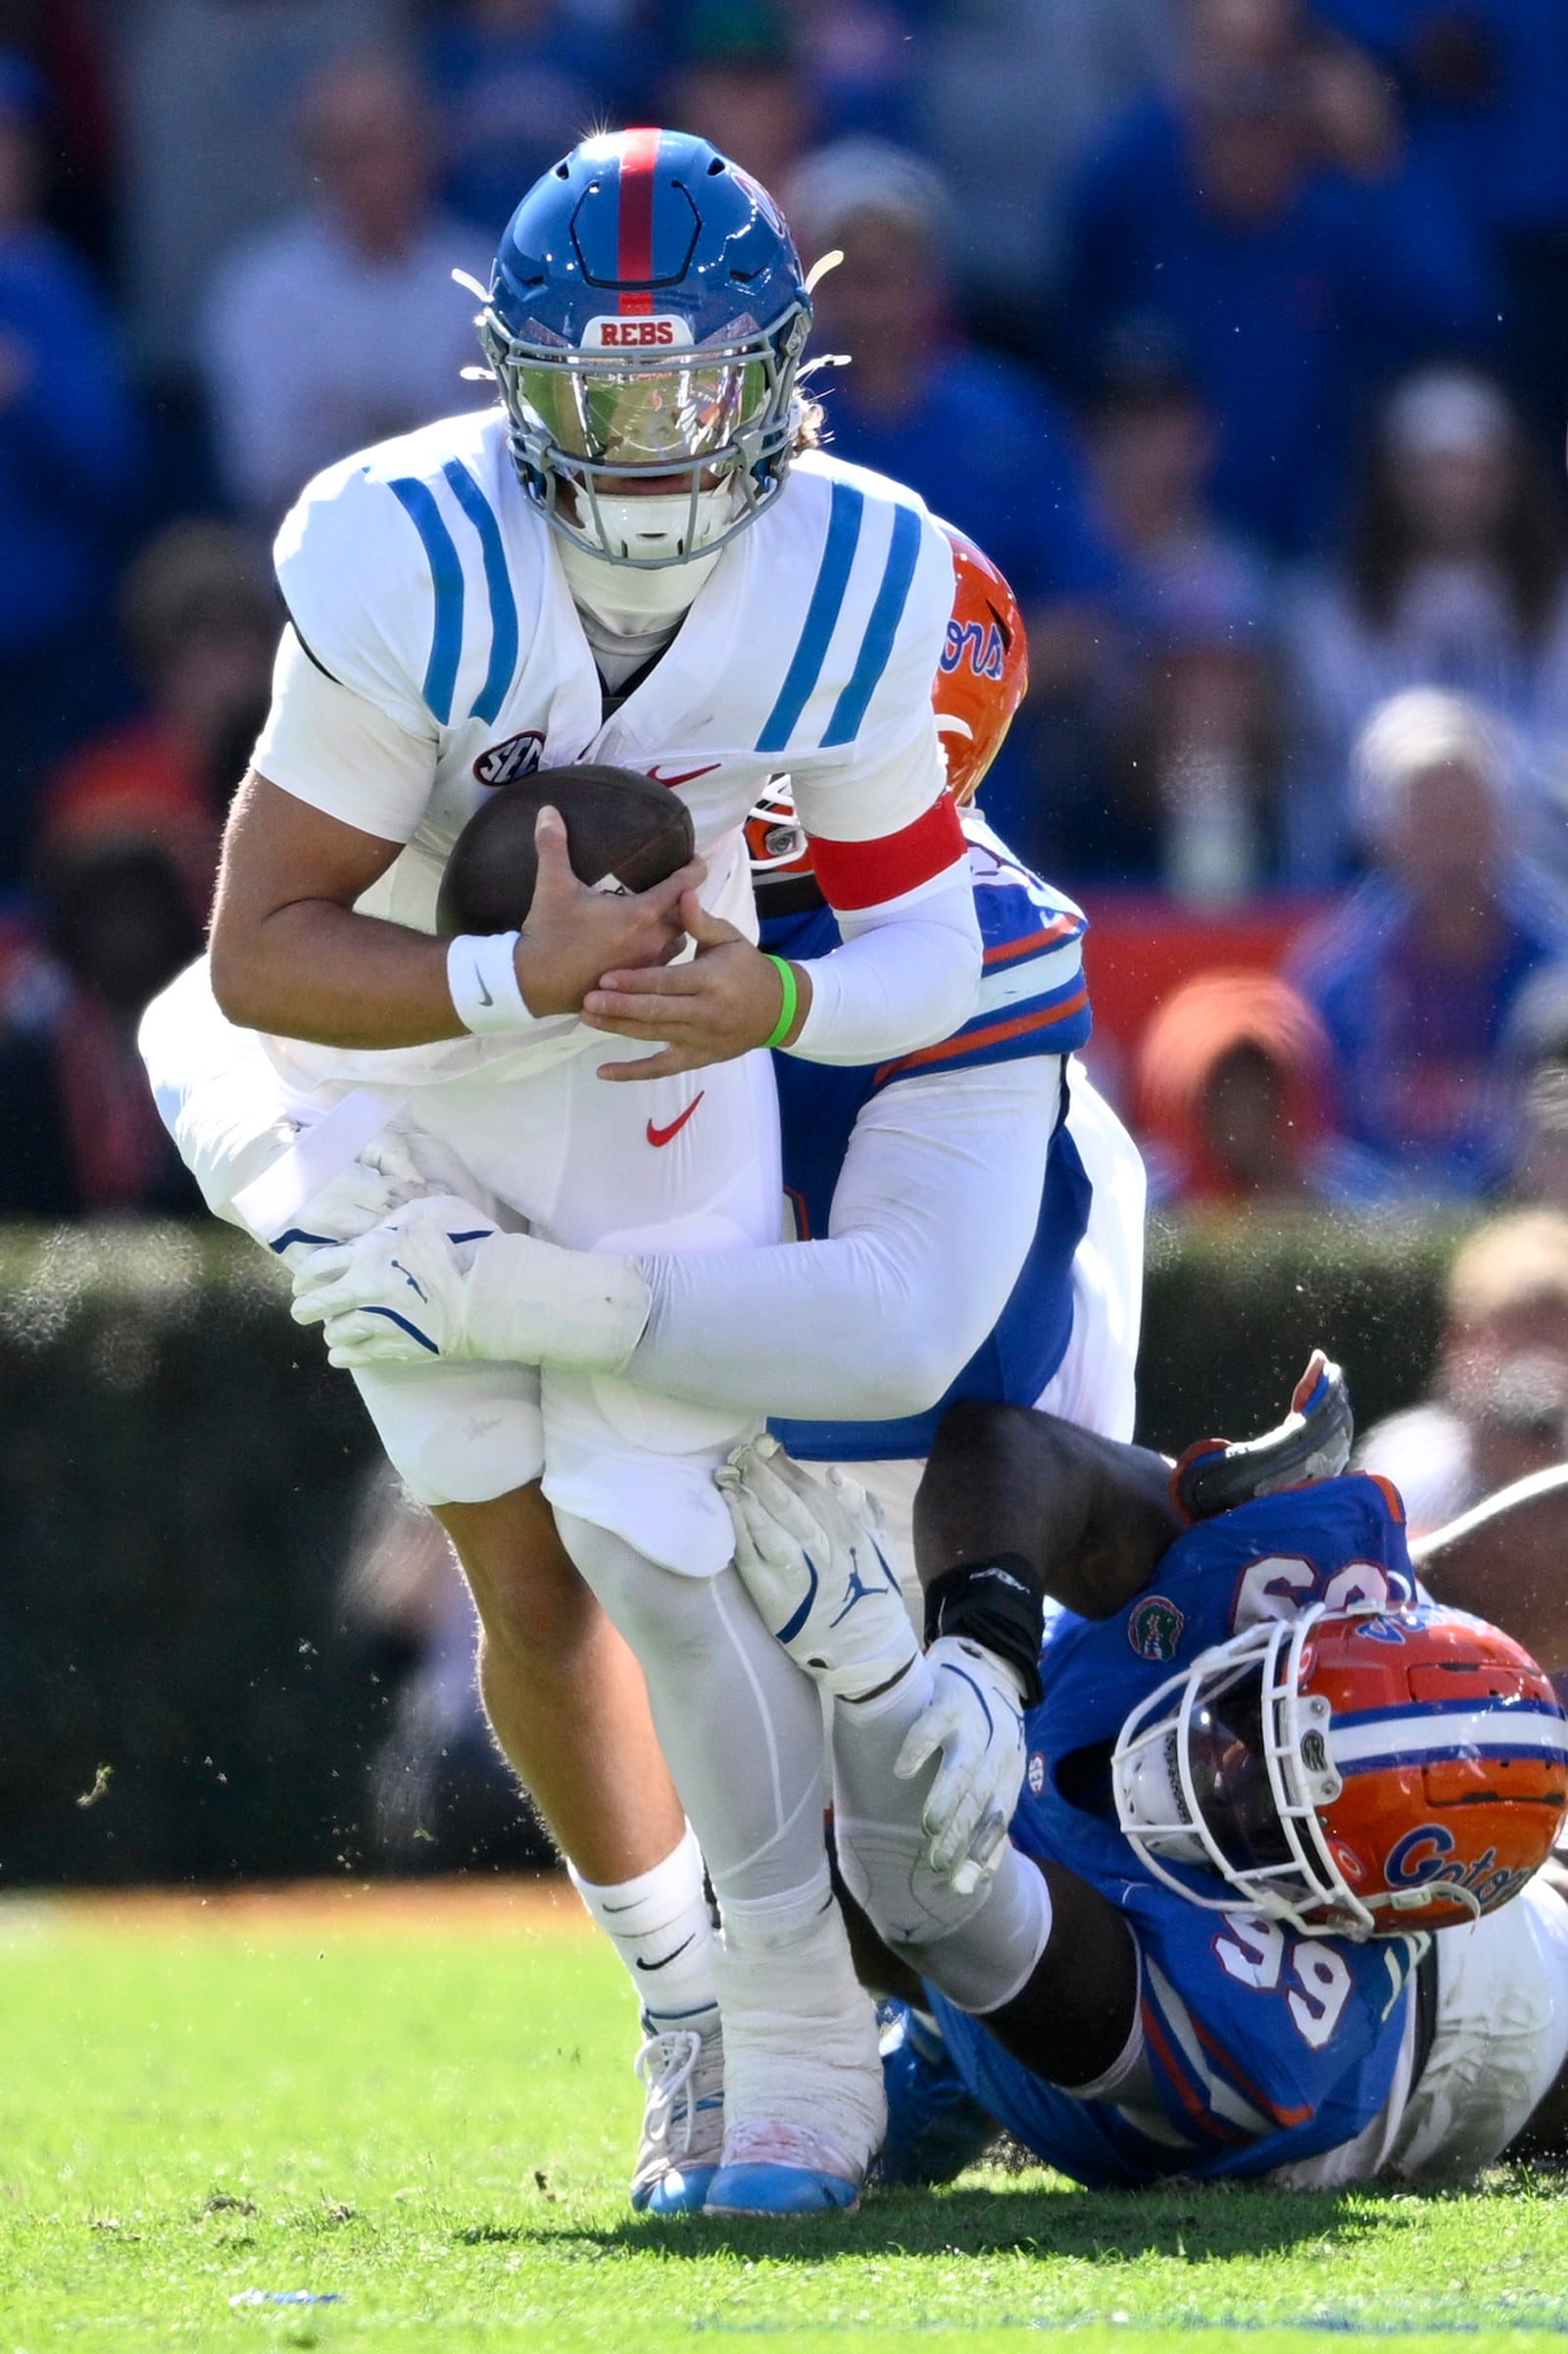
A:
[646,1092,705,1148]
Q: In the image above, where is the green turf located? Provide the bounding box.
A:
[5,1897,1568,2354]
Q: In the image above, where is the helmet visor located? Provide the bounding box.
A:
[514,355,772,468]
[1184,1659,1293,1874]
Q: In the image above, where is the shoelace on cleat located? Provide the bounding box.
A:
[635,2030,703,2156]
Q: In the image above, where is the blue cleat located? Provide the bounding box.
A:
[703,2122,863,2216]
[640,2162,718,2216]
[874,2001,999,2186]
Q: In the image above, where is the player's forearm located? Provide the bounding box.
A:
[787,866,981,1065]
[210,897,468,1049]
[633,1063,1056,1416]
[914,1406,1183,1620]
[634,1231,978,1418]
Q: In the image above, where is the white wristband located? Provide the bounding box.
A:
[446,932,535,1034]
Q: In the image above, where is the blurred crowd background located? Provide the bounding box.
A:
[9,0,1568,1878]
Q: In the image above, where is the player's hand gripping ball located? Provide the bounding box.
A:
[436,764,696,934]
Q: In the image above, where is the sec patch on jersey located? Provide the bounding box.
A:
[435,763,697,935]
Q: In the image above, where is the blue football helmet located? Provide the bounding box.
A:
[473,127,813,567]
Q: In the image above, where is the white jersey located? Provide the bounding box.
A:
[255,410,966,1098]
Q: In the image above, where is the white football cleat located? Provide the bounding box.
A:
[629,2016,726,2217]
[701,1889,885,2219]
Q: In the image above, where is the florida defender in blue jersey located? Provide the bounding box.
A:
[721,1376,1568,2190]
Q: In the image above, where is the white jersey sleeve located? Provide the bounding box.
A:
[258,457,443,833]
[747,458,980,1058]
[630,1058,1059,1419]
[252,627,437,842]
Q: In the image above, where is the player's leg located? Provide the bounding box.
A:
[1412,1463,1568,1675]
[361,1355,731,2208]
[1505,1872,1568,2158]
[435,1483,682,1881]
[555,1511,885,2215]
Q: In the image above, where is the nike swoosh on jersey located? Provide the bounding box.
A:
[473,965,494,1008]
[646,1092,705,1148]
[646,761,721,787]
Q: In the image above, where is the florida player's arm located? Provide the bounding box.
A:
[915,1402,1184,1623]
[838,1845,1140,2090]
[1413,1464,1568,1672]
[630,1057,1057,1416]
[294,1056,1059,1402]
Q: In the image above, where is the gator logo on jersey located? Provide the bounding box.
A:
[1026,1752,1047,1797]
[473,731,544,787]
[1128,1594,1186,1662]
[581,314,694,350]
[941,615,1008,683]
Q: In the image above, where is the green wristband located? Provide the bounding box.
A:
[761,954,799,1051]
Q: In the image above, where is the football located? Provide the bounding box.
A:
[435,763,697,937]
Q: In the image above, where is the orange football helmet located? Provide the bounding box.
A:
[745,524,1029,887]
[1113,1600,1568,1940]
[934,522,1029,807]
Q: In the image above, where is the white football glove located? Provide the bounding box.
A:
[291,1196,499,1363]
[718,1435,917,1701]
[259,1131,435,1272]
[896,1636,1029,1896]
[290,1196,651,1372]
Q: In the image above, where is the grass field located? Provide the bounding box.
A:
[5,1882,1568,2354]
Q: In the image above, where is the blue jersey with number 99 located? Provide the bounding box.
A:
[929,1476,1431,2185]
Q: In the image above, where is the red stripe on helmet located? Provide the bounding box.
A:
[616,127,661,316]
[807,793,966,912]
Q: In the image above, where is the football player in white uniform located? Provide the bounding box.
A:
[287,541,1151,2197]
[144,129,989,2218]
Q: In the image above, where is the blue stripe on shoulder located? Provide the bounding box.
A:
[823,502,922,748]
[442,459,518,724]
[388,476,465,723]
[756,480,863,754]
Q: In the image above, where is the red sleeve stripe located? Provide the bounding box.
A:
[1366,1472,1406,1525]
[984,916,1082,967]
[808,792,966,912]
[873,991,1089,1085]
